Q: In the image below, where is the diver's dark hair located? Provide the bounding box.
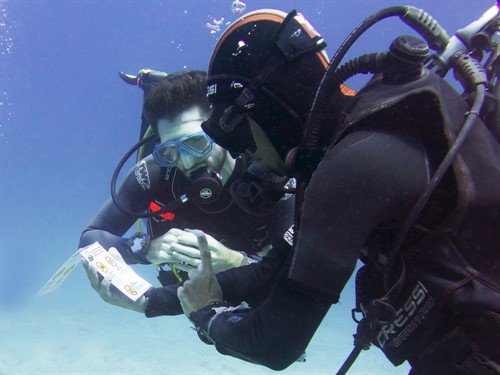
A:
[143,70,209,132]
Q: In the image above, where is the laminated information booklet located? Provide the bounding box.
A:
[37,242,151,301]
[79,242,152,301]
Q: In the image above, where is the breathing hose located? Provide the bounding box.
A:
[110,133,159,218]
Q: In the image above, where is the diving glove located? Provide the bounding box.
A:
[166,228,251,273]
[144,230,180,265]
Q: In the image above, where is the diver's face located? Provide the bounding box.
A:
[157,118,208,177]
[156,108,226,178]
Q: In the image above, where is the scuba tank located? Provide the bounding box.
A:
[288,4,499,375]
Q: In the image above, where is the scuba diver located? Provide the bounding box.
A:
[175,7,500,374]
[79,70,296,316]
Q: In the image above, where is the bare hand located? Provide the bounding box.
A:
[177,230,223,318]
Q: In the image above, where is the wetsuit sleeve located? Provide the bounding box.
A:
[216,241,291,306]
[189,129,429,369]
[191,254,331,371]
[144,243,291,317]
[79,156,160,264]
[215,194,295,307]
[144,283,183,316]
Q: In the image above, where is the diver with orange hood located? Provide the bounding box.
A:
[177,6,499,374]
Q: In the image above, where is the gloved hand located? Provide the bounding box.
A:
[168,228,245,274]
[144,229,182,265]
[177,230,223,318]
[83,247,148,313]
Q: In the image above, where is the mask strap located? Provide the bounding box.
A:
[208,9,327,136]
[274,10,327,61]
[209,11,303,113]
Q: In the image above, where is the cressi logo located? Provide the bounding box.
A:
[207,84,217,96]
[135,160,150,190]
[377,281,434,348]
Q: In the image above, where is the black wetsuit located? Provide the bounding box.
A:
[79,155,295,316]
[189,74,500,373]
[190,127,428,369]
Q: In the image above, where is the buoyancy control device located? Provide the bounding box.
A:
[290,4,499,374]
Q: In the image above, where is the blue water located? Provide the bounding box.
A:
[0,1,492,374]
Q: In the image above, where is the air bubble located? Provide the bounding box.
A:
[206,17,225,35]
[0,0,13,57]
[231,0,246,14]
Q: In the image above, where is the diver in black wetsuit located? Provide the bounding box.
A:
[176,9,500,374]
[79,70,295,316]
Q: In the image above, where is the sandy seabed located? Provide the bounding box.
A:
[1,271,410,375]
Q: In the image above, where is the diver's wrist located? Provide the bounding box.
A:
[240,252,257,266]
[126,232,151,264]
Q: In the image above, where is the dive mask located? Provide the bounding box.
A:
[153,131,213,168]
